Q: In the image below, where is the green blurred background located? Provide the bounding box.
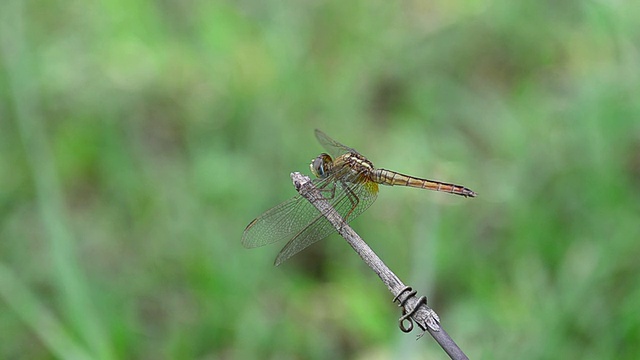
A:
[1,0,639,359]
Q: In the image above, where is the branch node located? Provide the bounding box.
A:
[393,286,435,334]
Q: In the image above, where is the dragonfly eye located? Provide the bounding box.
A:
[310,153,332,178]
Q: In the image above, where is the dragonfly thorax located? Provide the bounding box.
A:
[310,153,333,179]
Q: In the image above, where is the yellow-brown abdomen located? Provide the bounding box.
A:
[373,169,477,197]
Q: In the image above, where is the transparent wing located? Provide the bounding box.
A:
[242,158,354,250]
[242,195,316,248]
[314,129,360,158]
[273,179,379,266]
[242,173,379,266]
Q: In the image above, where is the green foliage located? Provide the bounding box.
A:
[1,0,639,358]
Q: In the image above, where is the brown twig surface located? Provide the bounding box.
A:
[290,172,468,360]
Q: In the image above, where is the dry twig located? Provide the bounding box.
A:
[291,172,468,360]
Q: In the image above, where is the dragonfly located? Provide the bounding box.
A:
[242,129,476,266]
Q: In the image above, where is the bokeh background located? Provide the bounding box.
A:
[1,0,639,359]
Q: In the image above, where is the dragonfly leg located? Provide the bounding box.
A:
[341,181,360,222]
[315,181,337,199]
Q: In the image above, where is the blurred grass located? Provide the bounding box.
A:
[1,0,639,359]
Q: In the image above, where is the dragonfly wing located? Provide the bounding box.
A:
[314,129,359,158]
[242,175,341,248]
[273,213,334,266]
[274,179,379,266]
[242,195,310,248]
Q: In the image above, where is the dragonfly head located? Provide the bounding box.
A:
[310,153,333,179]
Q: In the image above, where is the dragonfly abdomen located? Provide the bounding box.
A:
[373,169,477,197]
